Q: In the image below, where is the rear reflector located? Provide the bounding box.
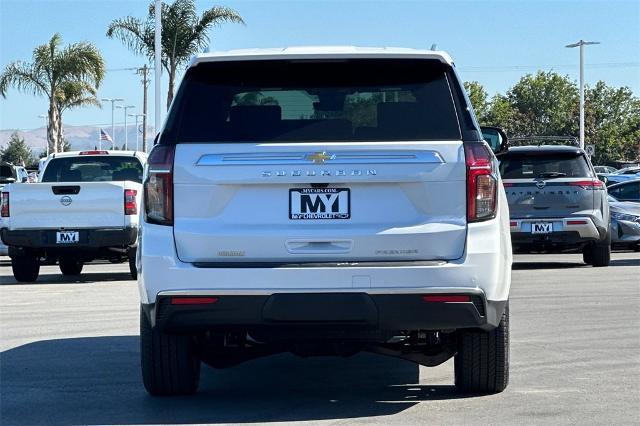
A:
[503,182,514,187]
[170,297,219,305]
[79,150,109,155]
[510,221,517,227]
[567,220,588,225]
[422,295,471,303]
[1,192,8,217]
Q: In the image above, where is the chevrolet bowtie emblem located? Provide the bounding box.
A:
[305,151,335,164]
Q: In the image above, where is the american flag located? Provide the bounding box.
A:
[100,128,112,142]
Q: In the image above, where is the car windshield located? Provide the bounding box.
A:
[164,59,462,143]
[499,152,592,179]
[41,156,143,183]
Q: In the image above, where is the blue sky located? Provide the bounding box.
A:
[1,0,639,131]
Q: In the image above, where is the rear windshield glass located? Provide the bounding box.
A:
[499,153,592,179]
[1,164,15,182]
[42,156,143,183]
[164,59,461,143]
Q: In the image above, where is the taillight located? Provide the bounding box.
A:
[568,179,604,190]
[1,192,9,217]
[124,189,137,215]
[144,144,175,225]
[465,143,497,222]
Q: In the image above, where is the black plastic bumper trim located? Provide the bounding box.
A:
[145,293,506,336]
[1,227,138,249]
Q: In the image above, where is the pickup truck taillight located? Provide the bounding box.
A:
[1,192,8,217]
[465,142,497,222]
[144,145,175,226]
[124,189,138,215]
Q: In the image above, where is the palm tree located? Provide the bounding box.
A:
[0,33,105,154]
[56,80,102,149]
[107,0,244,110]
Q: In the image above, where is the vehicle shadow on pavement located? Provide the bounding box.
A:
[0,336,474,425]
[1,272,133,285]
[512,261,587,270]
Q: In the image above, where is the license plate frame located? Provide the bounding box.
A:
[531,222,553,234]
[56,231,80,244]
[289,188,351,220]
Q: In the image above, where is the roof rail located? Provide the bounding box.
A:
[508,135,580,147]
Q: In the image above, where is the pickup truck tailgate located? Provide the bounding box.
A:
[7,182,127,229]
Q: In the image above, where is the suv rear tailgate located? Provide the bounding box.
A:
[172,142,467,263]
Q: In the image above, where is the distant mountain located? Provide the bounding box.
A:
[0,124,154,155]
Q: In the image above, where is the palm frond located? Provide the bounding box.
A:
[55,41,106,87]
[107,16,155,60]
[0,61,48,98]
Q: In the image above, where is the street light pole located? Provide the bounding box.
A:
[565,40,600,150]
[101,98,124,148]
[154,0,162,141]
[116,105,135,150]
[128,113,146,151]
[38,114,49,157]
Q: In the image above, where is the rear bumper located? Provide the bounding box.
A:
[144,292,507,334]
[1,227,138,249]
[509,217,603,251]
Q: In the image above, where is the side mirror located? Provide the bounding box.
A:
[481,126,508,154]
[21,177,28,183]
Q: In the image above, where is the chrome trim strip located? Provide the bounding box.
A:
[196,150,444,166]
[158,287,483,296]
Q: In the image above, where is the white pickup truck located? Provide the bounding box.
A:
[1,150,146,281]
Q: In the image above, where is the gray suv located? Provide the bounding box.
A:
[498,145,610,266]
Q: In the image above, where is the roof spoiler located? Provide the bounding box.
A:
[507,136,579,148]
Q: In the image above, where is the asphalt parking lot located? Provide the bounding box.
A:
[1,252,639,425]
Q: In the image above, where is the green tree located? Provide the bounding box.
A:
[56,80,102,145]
[107,0,244,109]
[585,81,640,164]
[0,33,105,154]
[1,132,33,165]
[464,81,489,123]
[505,71,579,137]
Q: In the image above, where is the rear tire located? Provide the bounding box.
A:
[140,306,201,395]
[59,256,84,275]
[128,248,137,280]
[11,254,40,282]
[455,302,509,394]
[586,231,611,267]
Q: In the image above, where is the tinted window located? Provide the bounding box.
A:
[1,164,15,182]
[499,153,592,179]
[164,59,461,143]
[42,156,143,183]
[609,182,640,201]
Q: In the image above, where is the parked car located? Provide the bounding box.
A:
[1,162,30,257]
[498,145,610,266]
[1,150,146,281]
[137,47,513,396]
[1,162,29,189]
[608,195,640,251]
[603,166,640,185]
[594,165,617,174]
[607,179,640,202]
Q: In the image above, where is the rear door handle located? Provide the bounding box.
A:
[286,240,352,254]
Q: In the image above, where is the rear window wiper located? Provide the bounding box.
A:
[537,172,567,179]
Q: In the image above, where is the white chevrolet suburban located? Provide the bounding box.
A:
[1,150,146,280]
[138,47,512,395]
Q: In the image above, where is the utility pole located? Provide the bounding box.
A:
[101,98,124,148]
[565,40,600,150]
[129,113,146,151]
[154,0,162,142]
[116,105,136,150]
[136,64,150,152]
